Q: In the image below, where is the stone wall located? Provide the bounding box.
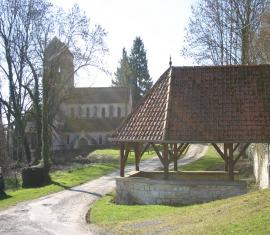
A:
[116,172,247,205]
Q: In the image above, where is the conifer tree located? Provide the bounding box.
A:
[129,37,152,104]
[112,48,132,87]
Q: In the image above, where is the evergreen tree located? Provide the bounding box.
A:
[129,37,152,104]
[112,48,132,87]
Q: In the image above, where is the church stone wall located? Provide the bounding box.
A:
[61,103,128,119]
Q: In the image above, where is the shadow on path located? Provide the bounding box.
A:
[51,181,102,197]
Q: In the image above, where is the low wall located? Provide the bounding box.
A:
[116,171,247,205]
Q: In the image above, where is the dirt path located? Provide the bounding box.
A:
[0,144,208,235]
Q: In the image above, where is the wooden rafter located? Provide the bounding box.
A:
[141,143,150,156]
[233,143,240,153]
[233,143,250,166]
[211,143,226,160]
[150,142,164,165]
[177,144,189,159]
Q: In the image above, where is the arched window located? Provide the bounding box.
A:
[117,107,121,118]
[86,107,90,118]
[109,105,114,118]
[78,106,83,117]
[93,106,97,118]
[71,107,75,117]
[101,107,106,118]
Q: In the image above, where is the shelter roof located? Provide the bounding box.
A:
[112,65,270,143]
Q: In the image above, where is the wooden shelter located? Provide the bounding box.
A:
[111,65,270,180]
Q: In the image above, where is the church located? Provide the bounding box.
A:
[26,38,132,151]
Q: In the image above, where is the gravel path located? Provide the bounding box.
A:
[0,144,208,235]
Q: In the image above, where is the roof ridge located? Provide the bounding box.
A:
[162,67,173,141]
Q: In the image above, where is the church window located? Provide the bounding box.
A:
[109,105,114,118]
[78,106,83,117]
[117,107,121,118]
[93,106,97,118]
[101,107,106,118]
[86,107,90,118]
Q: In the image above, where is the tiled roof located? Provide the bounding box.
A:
[112,65,270,143]
[64,87,131,104]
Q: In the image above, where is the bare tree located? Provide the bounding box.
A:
[182,0,270,65]
[0,0,108,176]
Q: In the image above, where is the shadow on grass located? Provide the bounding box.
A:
[51,180,102,198]
[0,193,12,200]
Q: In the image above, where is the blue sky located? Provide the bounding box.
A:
[52,0,196,87]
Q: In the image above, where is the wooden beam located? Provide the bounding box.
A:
[120,143,125,177]
[224,143,228,172]
[173,143,178,171]
[211,143,225,160]
[233,143,240,153]
[134,143,142,171]
[150,143,164,165]
[120,143,130,177]
[141,143,150,156]
[176,143,184,152]
[227,143,234,181]
[177,144,189,160]
[163,144,169,180]
[233,143,250,166]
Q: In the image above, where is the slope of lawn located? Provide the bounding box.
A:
[91,188,270,235]
[0,148,157,210]
[90,146,268,234]
[0,163,118,210]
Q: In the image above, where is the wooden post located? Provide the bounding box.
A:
[228,143,234,181]
[163,144,169,180]
[224,143,229,172]
[173,144,178,171]
[134,143,141,171]
[120,143,125,177]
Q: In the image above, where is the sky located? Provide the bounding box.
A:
[53,0,197,87]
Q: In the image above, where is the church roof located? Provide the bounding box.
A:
[64,87,131,104]
[112,65,270,143]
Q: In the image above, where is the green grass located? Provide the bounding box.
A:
[91,189,270,235]
[0,147,157,210]
[91,146,268,234]
[0,163,118,210]
[179,146,224,171]
[92,148,157,164]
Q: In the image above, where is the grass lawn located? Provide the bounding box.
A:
[92,148,157,164]
[0,163,118,210]
[179,145,224,171]
[90,146,268,234]
[91,189,270,235]
[0,147,157,210]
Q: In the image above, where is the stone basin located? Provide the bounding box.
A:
[116,171,247,205]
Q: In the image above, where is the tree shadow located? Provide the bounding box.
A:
[0,193,12,200]
[51,180,102,198]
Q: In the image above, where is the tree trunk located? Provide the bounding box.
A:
[42,61,50,171]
